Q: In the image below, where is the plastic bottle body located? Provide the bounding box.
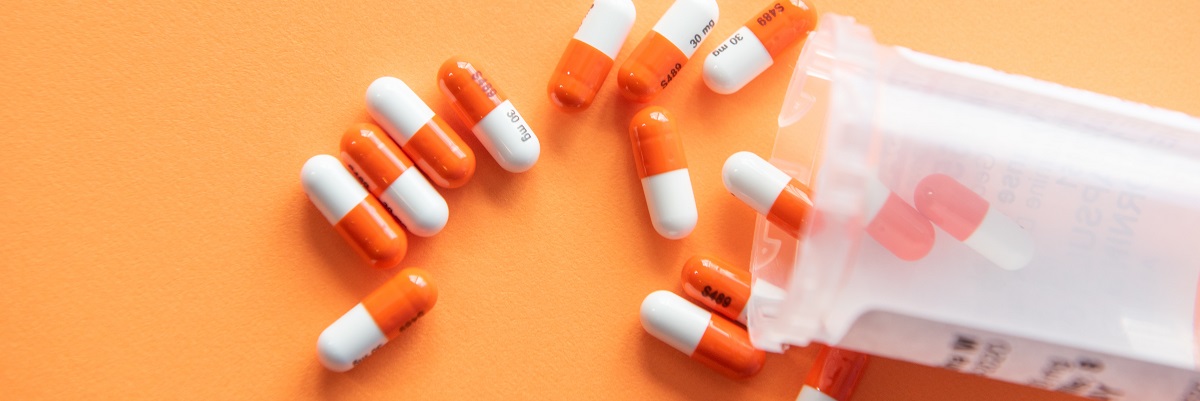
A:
[747,14,1200,400]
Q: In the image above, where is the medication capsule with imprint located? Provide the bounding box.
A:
[914,173,1035,270]
[301,155,407,269]
[548,0,636,111]
[438,57,541,173]
[317,268,438,372]
[703,0,818,94]
[630,106,697,239]
[640,290,766,379]
[366,76,476,188]
[617,0,719,102]
[681,255,783,325]
[340,123,449,237]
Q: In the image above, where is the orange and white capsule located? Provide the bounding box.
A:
[617,0,719,102]
[340,123,449,237]
[301,155,407,269]
[640,290,766,379]
[366,76,476,188]
[681,255,784,325]
[722,151,812,237]
[703,0,818,94]
[630,107,697,239]
[317,268,437,372]
[914,174,1035,270]
[438,57,540,173]
[548,0,636,111]
[722,151,934,260]
[796,347,869,401]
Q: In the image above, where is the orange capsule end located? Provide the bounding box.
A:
[629,106,687,179]
[548,39,615,111]
[693,315,767,379]
[401,116,476,188]
[333,197,407,269]
[439,56,506,126]
[867,192,936,261]
[681,256,752,323]
[768,178,814,238]
[746,0,819,58]
[362,268,438,340]
[617,31,688,103]
[804,346,870,400]
[340,123,414,195]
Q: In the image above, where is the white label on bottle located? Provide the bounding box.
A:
[837,310,1200,401]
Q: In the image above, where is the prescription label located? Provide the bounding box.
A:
[837,310,1200,400]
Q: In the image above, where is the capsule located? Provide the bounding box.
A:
[317,268,438,372]
[914,174,1035,270]
[722,151,934,260]
[301,155,407,269]
[438,57,540,173]
[548,0,636,111]
[703,0,818,94]
[681,255,784,325]
[629,107,697,239]
[721,151,812,237]
[862,176,936,261]
[340,123,449,237]
[640,290,766,379]
[617,0,719,102]
[796,347,870,401]
[366,76,476,188]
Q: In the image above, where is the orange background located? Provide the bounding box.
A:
[2,0,1198,399]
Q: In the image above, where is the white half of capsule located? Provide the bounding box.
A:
[963,207,1035,271]
[796,386,838,401]
[722,151,792,215]
[640,290,709,356]
[317,303,387,372]
[472,100,540,173]
[862,177,892,223]
[737,278,786,324]
[378,168,449,237]
[366,77,435,144]
[574,0,637,59]
[642,169,698,239]
[651,0,720,59]
[703,26,774,94]
[302,154,369,224]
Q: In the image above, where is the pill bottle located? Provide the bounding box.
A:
[746,14,1200,400]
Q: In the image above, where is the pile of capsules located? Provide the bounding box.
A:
[296,0,932,397]
[301,56,540,371]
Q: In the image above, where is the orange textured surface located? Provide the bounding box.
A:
[1,0,1198,400]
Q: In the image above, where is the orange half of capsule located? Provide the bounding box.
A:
[549,39,615,111]
[341,123,414,193]
[681,255,752,322]
[629,106,687,178]
[403,115,475,188]
[769,178,814,237]
[438,57,505,126]
[617,31,688,103]
[695,315,766,379]
[805,346,870,401]
[362,268,439,339]
[746,0,818,57]
[334,196,407,269]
